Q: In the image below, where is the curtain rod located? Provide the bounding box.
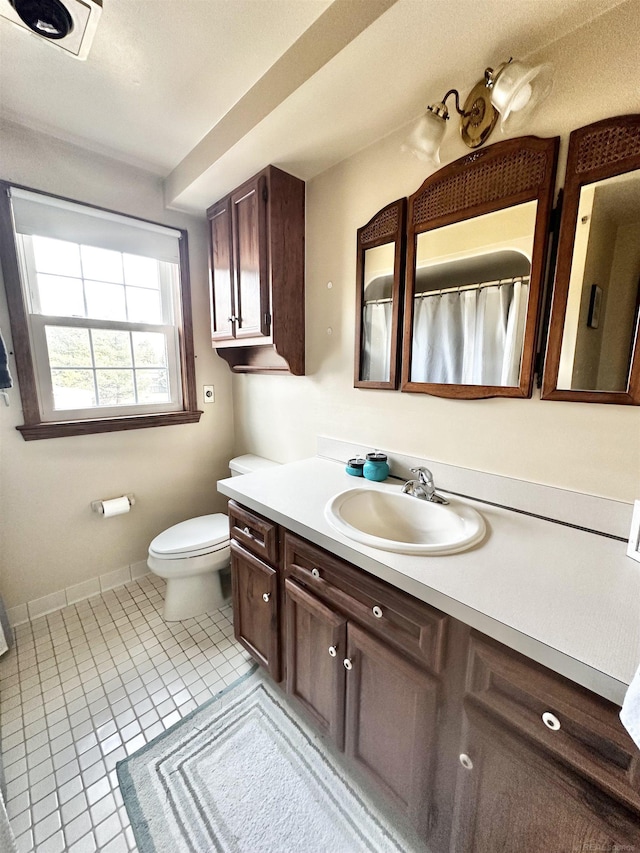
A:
[364,275,530,305]
[420,275,530,297]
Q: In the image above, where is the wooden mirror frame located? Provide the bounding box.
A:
[354,198,407,389]
[541,114,640,404]
[401,136,559,399]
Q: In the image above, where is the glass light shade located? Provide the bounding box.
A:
[402,109,447,165]
[490,61,553,132]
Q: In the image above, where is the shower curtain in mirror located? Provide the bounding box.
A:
[411,280,529,386]
[361,300,392,382]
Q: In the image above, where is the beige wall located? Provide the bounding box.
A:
[0,122,235,607]
[232,1,640,501]
[2,3,639,611]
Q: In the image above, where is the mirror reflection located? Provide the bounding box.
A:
[360,242,396,382]
[410,201,537,386]
[557,171,640,392]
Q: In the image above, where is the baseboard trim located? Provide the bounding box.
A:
[7,560,151,627]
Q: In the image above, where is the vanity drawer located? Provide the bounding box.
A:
[283,533,448,674]
[228,501,279,566]
[465,633,640,813]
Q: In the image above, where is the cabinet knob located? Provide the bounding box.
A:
[372,605,383,619]
[242,526,251,536]
[311,568,320,579]
[328,645,338,658]
[343,658,353,671]
[542,712,561,731]
[459,753,473,770]
[262,592,271,603]
[228,316,238,323]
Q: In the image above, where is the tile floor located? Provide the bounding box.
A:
[0,574,253,853]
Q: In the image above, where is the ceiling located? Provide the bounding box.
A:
[0,0,628,213]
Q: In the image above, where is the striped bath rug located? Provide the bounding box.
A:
[117,667,424,853]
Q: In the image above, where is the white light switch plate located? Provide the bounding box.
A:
[627,500,640,563]
[203,385,215,404]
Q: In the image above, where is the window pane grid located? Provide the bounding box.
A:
[32,236,166,325]
[45,325,170,411]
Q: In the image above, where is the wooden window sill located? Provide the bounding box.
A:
[17,410,203,440]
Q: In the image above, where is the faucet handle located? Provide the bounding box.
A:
[410,466,433,487]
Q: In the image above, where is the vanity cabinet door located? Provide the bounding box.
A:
[450,705,640,852]
[285,579,346,747]
[343,622,439,836]
[231,541,280,681]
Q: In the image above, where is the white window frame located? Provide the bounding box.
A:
[17,233,184,421]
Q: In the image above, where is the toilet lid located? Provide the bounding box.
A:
[149,514,229,558]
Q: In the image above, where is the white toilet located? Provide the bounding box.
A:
[147,455,278,621]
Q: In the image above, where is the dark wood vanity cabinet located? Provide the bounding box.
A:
[229,501,281,681]
[450,635,640,851]
[228,504,640,851]
[207,165,305,375]
[283,532,448,836]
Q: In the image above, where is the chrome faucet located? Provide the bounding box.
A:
[402,467,449,504]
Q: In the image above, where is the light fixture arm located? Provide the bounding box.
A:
[427,89,465,121]
[441,89,465,117]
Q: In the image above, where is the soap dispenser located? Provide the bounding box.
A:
[363,451,389,482]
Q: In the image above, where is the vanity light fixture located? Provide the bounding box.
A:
[404,58,553,164]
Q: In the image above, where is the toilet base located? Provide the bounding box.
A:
[162,571,225,621]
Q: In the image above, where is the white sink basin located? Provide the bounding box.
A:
[325,486,485,555]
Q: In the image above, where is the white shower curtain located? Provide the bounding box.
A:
[411,280,529,386]
[361,301,392,382]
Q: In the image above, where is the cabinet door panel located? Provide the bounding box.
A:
[285,579,346,747]
[465,633,640,812]
[231,541,280,681]
[344,623,439,834]
[450,707,640,853]
[208,199,235,341]
[232,176,269,339]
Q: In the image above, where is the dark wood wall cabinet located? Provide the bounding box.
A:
[228,503,639,851]
[207,166,305,375]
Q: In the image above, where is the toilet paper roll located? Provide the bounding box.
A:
[101,496,131,517]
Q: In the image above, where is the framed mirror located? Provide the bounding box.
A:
[354,198,406,389]
[401,136,558,398]
[542,114,640,404]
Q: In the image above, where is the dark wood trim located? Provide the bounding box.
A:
[0,180,202,439]
[400,136,559,399]
[16,410,203,440]
[354,198,406,390]
[177,229,199,414]
[541,114,640,404]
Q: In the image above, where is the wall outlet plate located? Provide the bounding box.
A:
[203,385,215,404]
[627,500,640,563]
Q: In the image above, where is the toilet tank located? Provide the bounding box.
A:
[229,455,279,477]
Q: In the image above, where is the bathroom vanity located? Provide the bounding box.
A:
[219,453,640,851]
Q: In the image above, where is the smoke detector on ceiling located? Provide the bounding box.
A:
[0,0,102,59]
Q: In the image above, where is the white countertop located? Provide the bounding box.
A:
[218,457,640,706]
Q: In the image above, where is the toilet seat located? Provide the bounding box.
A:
[148,514,230,560]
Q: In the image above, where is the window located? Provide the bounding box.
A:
[0,183,201,439]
